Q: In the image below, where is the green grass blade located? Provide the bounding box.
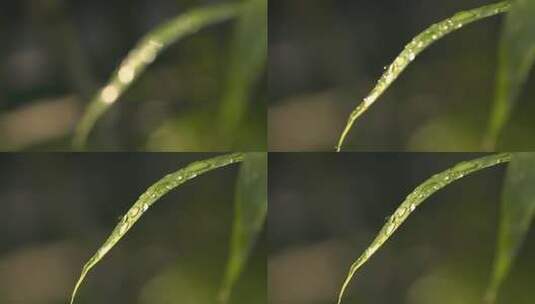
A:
[218,152,267,303]
[71,3,242,150]
[335,1,511,152]
[69,153,245,304]
[485,153,535,303]
[337,153,512,304]
[484,0,535,150]
[218,0,267,139]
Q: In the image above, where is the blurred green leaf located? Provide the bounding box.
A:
[146,111,220,151]
[219,152,267,303]
[218,0,267,140]
[72,3,242,150]
[485,153,535,303]
[486,0,535,149]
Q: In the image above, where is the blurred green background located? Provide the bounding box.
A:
[268,0,535,151]
[0,153,266,304]
[269,153,535,304]
[0,0,266,151]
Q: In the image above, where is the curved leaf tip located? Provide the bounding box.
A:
[335,1,511,151]
[336,153,511,303]
[69,153,244,303]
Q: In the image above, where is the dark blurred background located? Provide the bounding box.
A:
[268,0,535,151]
[269,153,535,304]
[0,153,266,304]
[0,0,266,151]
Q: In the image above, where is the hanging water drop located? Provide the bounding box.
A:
[119,222,129,235]
[187,161,210,172]
[386,223,395,235]
[396,207,406,218]
[128,207,139,218]
[384,72,394,83]
[363,97,373,106]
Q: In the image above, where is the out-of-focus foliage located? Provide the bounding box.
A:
[0,0,266,151]
[486,0,535,149]
[220,153,267,303]
[218,0,267,140]
[72,3,243,150]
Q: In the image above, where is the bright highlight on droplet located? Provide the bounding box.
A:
[386,223,395,235]
[101,85,119,104]
[118,66,135,84]
[119,222,129,234]
[129,207,139,217]
[139,40,162,64]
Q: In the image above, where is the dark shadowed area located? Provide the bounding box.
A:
[268,153,535,304]
[0,153,266,304]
